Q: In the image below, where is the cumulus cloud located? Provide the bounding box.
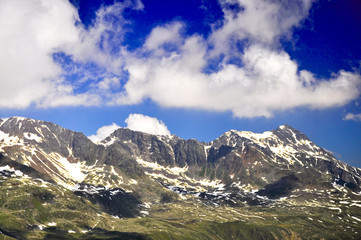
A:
[210,0,315,56]
[112,0,361,118]
[125,114,171,135]
[88,123,121,143]
[0,0,135,109]
[0,0,82,108]
[117,41,361,117]
[1,0,361,119]
[97,77,121,91]
[144,22,184,51]
[63,1,132,69]
[343,113,361,121]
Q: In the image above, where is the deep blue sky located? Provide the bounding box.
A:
[0,0,360,167]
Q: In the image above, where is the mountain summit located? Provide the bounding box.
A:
[0,117,360,239]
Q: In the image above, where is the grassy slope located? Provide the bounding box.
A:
[1,174,361,239]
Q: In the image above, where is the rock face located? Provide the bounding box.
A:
[0,116,361,239]
[0,116,360,197]
[99,123,361,195]
[0,117,106,187]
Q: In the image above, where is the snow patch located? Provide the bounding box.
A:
[47,152,86,182]
[73,184,105,194]
[231,182,258,192]
[204,145,211,159]
[128,179,138,184]
[234,130,273,146]
[0,118,9,128]
[142,202,151,208]
[136,158,188,175]
[35,127,44,138]
[0,130,22,150]
[140,210,149,215]
[34,150,87,187]
[350,203,361,207]
[23,132,42,142]
[0,165,26,177]
[328,207,342,213]
[351,216,361,222]
[99,136,118,147]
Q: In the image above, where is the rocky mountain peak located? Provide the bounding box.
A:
[272,124,310,143]
[0,117,105,188]
[0,117,360,195]
[1,117,361,239]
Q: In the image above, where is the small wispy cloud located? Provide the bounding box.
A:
[343,113,361,121]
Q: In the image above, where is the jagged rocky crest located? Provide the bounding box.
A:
[0,116,361,239]
[1,117,360,197]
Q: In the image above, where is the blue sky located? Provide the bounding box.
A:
[0,0,360,167]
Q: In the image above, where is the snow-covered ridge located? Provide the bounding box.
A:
[229,129,274,147]
[0,117,88,189]
[218,125,338,166]
[98,136,118,146]
[0,117,136,190]
[0,116,40,126]
[1,116,359,197]
[95,127,178,147]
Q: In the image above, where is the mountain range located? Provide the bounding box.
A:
[0,116,360,239]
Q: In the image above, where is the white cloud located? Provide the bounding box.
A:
[0,0,82,108]
[97,77,121,91]
[116,35,208,106]
[343,113,361,121]
[1,0,360,120]
[117,42,361,118]
[0,0,134,109]
[144,22,184,51]
[88,114,171,143]
[111,0,361,118]
[210,0,315,56]
[63,2,130,69]
[88,123,121,143]
[125,114,171,136]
